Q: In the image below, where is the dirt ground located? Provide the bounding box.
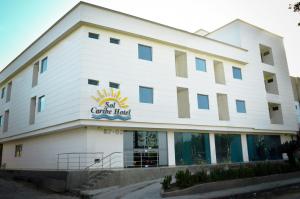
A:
[0,178,78,199]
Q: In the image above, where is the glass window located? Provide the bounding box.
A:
[15,144,22,157]
[88,32,99,39]
[215,134,243,163]
[38,95,46,112]
[236,100,246,113]
[88,79,99,86]
[41,57,48,73]
[110,38,120,44]
[196,58,206,72]
[138,44,152,61]
[139,86,153,104]
[1,87,5,99]
[109,82,119,89]
[197,94,209,109]
[175,132,211,165]
[232,67,242,79]
[0,115,2,127]
[247,135,282,161]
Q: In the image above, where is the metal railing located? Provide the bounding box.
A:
[57,151,161,170]
[57,152,103,170]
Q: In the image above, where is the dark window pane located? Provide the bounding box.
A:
[88,79,99,86]
[110,38,120,44]
[88,32,99,39]
[215,134,243,163]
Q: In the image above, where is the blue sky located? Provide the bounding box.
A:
[1,0,299,76]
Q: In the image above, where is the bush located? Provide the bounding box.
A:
[161,175,172,190]
[163,163,300,190]
[175,169,194,188]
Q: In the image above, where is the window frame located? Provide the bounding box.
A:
[197,94,210,109]
[195,58,207,72]
[232,66,242,80]
[109,82,120,89]
[236,99,246,113]
[138,44,152,61]
[40,57,48,74]
[139,86,154,104]
[88,32,99,39]
[110,37,120,44]
[38,95,46,112]
[88,79,99,86]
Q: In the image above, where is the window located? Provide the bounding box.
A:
[196,58,206,72]
[109,82,119,89]
[0,115,2,127]
[3,110,9,133]
[139,86,153,103]
[110,38,120,44]
[138,44,152,61]
[1,87,5,99]
[6,82,12,103]
[215,134,243,163]
[232,67,242,80]
[88,32,99,39]
[15,144,22,157]
[175,132,211,165]
[236,100,246,113]
[88,79,99,86]
[197,94,209,109]
[38,95,46,112]
[40,57,47,74]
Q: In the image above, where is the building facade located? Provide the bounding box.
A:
[0,2,298,170]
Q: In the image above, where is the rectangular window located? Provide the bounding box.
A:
[109,82,119,89]
[215,134,243,163]
[88,79,99,86]
[247,135,282,161]
[6,82,12,103]
[232,67,242,80]
[38,95,46,112]
[139,86,153,104]
[175,132,211,165]
[197,94,209,109]
[1,87,5,99]
[110,38,120,44]
[29,96,36,125]
[0,115,2,127]
[138,44,152,61]
[236,100,246,113]
[88,32,99,39]
[195,58,206,72]
[15,144,22,157]
[40,57,47,74]
[3,110,9,133]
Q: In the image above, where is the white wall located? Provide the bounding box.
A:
[2,128,86,170]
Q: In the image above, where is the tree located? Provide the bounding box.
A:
[289,2,300,26]
[279,140,300,165]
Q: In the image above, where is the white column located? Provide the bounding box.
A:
[209,133,217,164]
[167,130,176,166]
[241,134,249,162]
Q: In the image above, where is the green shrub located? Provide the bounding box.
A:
[175,169,194,188]
[161,175,172,190]
[194,170,209,183]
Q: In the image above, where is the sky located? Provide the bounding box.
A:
[0,0,299,76]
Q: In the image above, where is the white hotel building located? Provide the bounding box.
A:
[0,2,298,170]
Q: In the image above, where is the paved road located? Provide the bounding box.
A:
[0,178,77,199]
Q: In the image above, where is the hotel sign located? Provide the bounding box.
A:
[91,88,131,120]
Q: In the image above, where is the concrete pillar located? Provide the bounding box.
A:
[167,130,176,166]
[241,134,249,162]
[209,133,217,164]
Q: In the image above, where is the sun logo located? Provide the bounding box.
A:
[92,88,129,109]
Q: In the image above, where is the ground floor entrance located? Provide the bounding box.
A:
[124,131,168,168]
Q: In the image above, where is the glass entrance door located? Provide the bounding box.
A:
[123,131,168,168]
